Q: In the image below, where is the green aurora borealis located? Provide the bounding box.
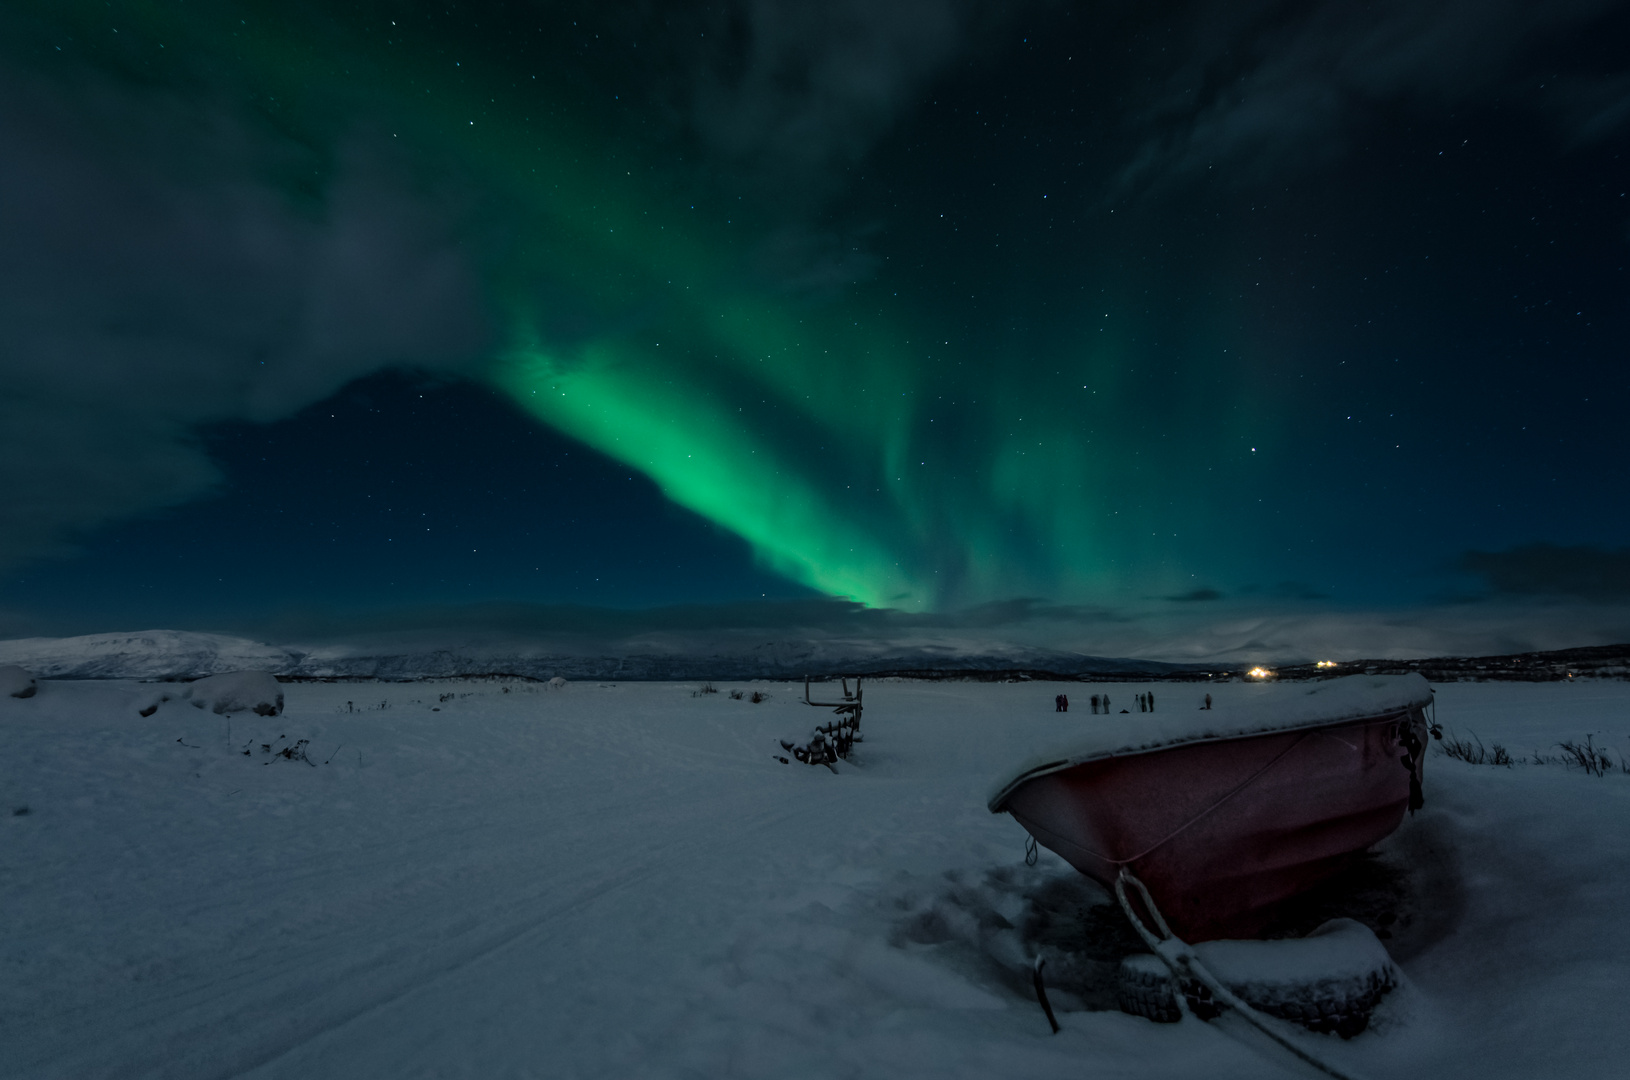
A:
[10,0,1629,616]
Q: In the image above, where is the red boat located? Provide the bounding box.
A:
[988,674,1434,941]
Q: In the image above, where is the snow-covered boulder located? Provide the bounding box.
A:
[0,665,37,699]
[548,677,567,689]
[186,671,284,716]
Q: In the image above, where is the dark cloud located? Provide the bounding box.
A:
[681,0,1021,292]
[11,595,1623,669]
[235,594,1135,645]
[1272,582,1329,601]
[690,0,1004,193]
[1561,72,1630,144]
[1238,582,1330,600]
[1112,0,1628,193]
[1459,544,1630,601]
[0,1,1023,570]
[1164,588,1224,602]
[0,60,496,568]
[748,221,885,301]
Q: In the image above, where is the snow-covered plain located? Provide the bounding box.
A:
[3,677,1627,1079]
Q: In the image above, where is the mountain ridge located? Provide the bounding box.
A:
[3,629,1628,682]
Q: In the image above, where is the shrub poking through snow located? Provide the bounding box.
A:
[0,665,37,699]
[241,734,315,766]
[1439,728,1489,764]
[1438,728,1625,773]
[1556,736,1614,777]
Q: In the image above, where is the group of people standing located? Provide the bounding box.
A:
[1058,689,1215,714]
[1085,691,1153,714]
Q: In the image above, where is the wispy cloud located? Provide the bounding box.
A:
[1111,0,1628,194]
[1459,544,1630,601]
[0,61,495,568]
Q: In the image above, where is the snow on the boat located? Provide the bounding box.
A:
[2,676,1627,1079]
[989,673,1434,810]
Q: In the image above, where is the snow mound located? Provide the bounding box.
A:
[186,671,284,716]
[0,664,37,698]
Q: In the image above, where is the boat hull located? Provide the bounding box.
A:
[1004,713,1414,941]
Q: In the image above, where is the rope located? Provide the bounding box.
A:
[1035,730,1317,869]
[1114,731,1313,865]
[1039,713,1407,869]
[1113,868,1366,1080]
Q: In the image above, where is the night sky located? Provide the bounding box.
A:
[3,1,1628,646]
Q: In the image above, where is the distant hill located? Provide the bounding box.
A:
[2,629,1626,682]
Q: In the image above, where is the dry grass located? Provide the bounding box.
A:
[1439,728,1627,776]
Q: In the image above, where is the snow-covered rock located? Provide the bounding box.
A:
[185,671,284,716]
[0,664,36,698]
[548,676,567,689]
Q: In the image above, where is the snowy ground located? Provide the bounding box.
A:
[3,677,1627,1079]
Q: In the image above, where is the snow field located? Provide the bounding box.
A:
[2,677,1628,1078]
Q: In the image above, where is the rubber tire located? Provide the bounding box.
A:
[1115,956,1186,1024]
[1115,953,1393,1038]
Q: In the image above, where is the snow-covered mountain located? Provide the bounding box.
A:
[0,629,1189,681]
[10,628,1624,682]
[0,630,298,680]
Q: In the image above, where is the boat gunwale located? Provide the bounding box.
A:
[986,704,1421,814]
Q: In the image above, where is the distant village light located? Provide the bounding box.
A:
[1247,666,1273,679]
[1315,660,1338,669]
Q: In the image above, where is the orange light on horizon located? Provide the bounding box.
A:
[1247,666,1273,679]
[1315,660,1338,669]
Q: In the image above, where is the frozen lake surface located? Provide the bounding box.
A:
[3,677,1628,1079]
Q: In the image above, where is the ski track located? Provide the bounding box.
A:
[222,802,815,1080]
